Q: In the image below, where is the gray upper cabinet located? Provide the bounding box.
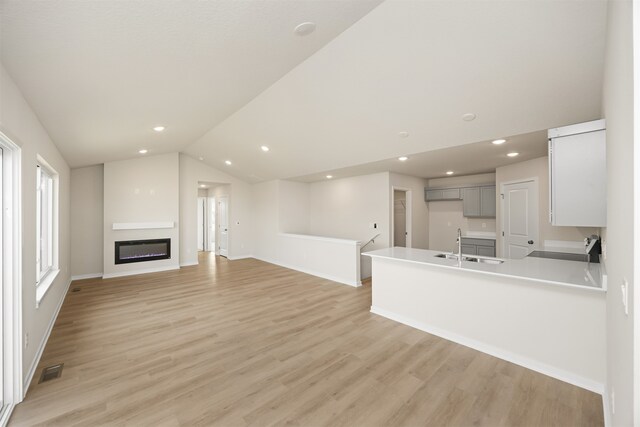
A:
[462,187,481,216]
[462,185,496,218]
[426,184,496,218]
[480,186,496,217]
[425,188,460,201]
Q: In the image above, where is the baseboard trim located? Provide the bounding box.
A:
[227,255,253,261]
[0,403,16,427]
[179,261,198,267]
[602,385,611,427]
[255,256,361,287]
[370,305,604,395]
[23,277,72,395]
[71,273,103,281]
[102,265,179,279]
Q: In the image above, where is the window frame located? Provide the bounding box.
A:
[35,157,59,306]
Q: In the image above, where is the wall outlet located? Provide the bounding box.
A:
[621,279,629,315]
[24,333,29,349]
[482,223,487,228]
[447,221,451,227]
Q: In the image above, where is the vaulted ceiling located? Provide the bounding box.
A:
[1,0,607,182]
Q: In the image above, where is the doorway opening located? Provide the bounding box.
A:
[392,188,412,248]
[197,182,228,259]
[0,131,23,421]
[501,178,539,259]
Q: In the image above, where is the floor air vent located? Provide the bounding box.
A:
[39,364,64,383]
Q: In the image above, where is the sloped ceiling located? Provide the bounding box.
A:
[1,1,606,181]
[185,0,607,182]
[0,0,383,167]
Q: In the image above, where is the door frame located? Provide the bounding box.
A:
[208,196,216,255]
[217,196,229,257]
[391,186,412,248]
[500,177,539,258]
[0,131,23,422]
[197,196,206,251]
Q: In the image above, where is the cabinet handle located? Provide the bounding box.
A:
[528,240,534,244]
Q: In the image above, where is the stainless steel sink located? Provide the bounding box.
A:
[434,253,504,264]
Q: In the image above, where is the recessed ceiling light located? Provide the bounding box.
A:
[507,152,519,157]
[153,126,165,132]
[398,131,409,138]
[138,149,148,154]
[198,156,204,161]
[462,113,476,122]
[326,175,333,179]
[200,184,206,188]
[260,145,270,152]
[398,156,408,161]
[225,160,232,165]
[446,171,454,175]
[294,22,316,36]
[492,139,506,145]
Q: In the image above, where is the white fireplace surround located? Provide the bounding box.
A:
[112,222,174,230]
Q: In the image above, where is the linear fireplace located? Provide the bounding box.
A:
[115,238,171,264]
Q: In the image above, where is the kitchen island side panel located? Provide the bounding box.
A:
[370,257,606,392]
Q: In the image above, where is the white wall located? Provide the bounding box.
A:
[601,0,635,424]
[427,173,495,251]
[309,172,390,279]
[390,173,429,250]
[103,153,180,277]
[251,180,279,262]
[0,64,72,388]
[495,157,599,257]
[70,165,103,278]
[179,154,253,264]
[278,180,310,234]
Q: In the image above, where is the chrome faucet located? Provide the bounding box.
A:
[456,228,462,259]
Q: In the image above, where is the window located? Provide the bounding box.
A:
[36,159,58,302]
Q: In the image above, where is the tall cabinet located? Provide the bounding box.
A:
[548,119,606,227]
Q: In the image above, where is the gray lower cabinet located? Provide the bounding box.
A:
[461,244,477,255]
[462,185,496,218]
[461,238,496,257]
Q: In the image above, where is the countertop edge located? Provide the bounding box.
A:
[364,252,606,293]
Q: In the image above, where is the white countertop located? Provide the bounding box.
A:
[363,247,605,292]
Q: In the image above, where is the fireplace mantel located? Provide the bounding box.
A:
[112,222,174,230]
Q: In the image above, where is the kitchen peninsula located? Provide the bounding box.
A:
[364,247,606,394]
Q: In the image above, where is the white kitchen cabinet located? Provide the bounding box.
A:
[548,119,606,227]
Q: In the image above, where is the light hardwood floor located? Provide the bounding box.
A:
[10,252,603,426]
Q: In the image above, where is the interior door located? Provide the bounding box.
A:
[218,197,229,258]
[502,180,538,259]
[208,197,216,252]
[197,197,205,251]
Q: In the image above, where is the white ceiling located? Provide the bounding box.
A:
[1,1,607,181]
[291,130,549,182]
[0,0,383,167]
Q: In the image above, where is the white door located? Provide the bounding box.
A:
[218,197,229,258]
[208,197,216,252]
[502,180,538,259]
[197,197,205,251]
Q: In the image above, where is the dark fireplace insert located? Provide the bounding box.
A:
[115,238,171,264]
